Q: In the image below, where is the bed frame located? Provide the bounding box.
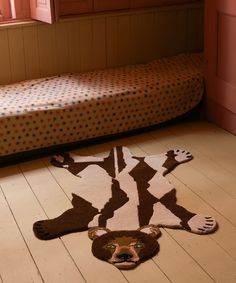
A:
[0,53,204,165]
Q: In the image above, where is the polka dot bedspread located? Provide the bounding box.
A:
[0,53,203,157]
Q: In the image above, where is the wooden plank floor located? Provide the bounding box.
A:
[0,120,236,283]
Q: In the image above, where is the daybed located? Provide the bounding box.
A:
[0,53,203,163]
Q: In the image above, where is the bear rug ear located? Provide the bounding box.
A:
[88,227,111,240]
[138,225,161,238]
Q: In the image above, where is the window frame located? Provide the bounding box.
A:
[0,0,54,23]
[0,0,201,24]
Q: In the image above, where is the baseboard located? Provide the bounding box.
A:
[206,99,236,135]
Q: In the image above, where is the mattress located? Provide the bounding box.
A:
[0,53,203,158]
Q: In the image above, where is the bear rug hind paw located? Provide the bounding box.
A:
[33,146,218,269]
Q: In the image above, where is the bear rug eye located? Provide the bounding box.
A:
[33,146,218,269]
[133,243,144,249]
[105,243,116,250]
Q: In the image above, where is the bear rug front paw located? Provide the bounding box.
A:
[173,149,193,163]
[187,214,217,234]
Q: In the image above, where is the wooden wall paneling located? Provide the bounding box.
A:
[106,16,119,67]
[0,29,11,85]
[141,12,158,62]
[129,13,140,64]
[187,7,204,52]
[117,15,132,66]
[0,2,204,85]
[129,13,146,64]
[154,10,175,58]
[154,8,188,58]
[22,26,40,80]
[8,28,26,83]
[129,14,143,64]
[55,22,70,74]
[37,24,57,77]
[173,9,188,54]
[151,11,162,60]
[92,17,107,70]
[67,21,81,73]
[79,19,93,71]
[130,12,157,63]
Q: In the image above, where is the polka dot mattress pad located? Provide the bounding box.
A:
[0,53,203,157]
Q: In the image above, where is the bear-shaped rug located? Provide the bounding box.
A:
[33,146,217,269]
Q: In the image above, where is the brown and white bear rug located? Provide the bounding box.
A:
[33,146,217,269]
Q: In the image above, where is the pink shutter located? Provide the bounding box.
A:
[58,0,93,16]
[93,0,130,12]
[30,0,54,24]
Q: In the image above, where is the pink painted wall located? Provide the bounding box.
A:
[205,0,236,135]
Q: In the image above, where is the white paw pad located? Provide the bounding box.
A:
[173,149,192,163]
[54,155,65,163]
[188,214,217,234]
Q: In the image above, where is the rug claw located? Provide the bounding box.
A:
[33,220,58,240]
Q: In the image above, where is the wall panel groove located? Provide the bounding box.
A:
[0,30,11,85]
[23,26,40,80]
[8,28,26,83]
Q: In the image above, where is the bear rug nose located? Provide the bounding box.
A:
[117,253,132,261]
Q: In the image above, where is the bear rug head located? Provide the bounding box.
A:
[88,225,161,269]
[33,146,217,269]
